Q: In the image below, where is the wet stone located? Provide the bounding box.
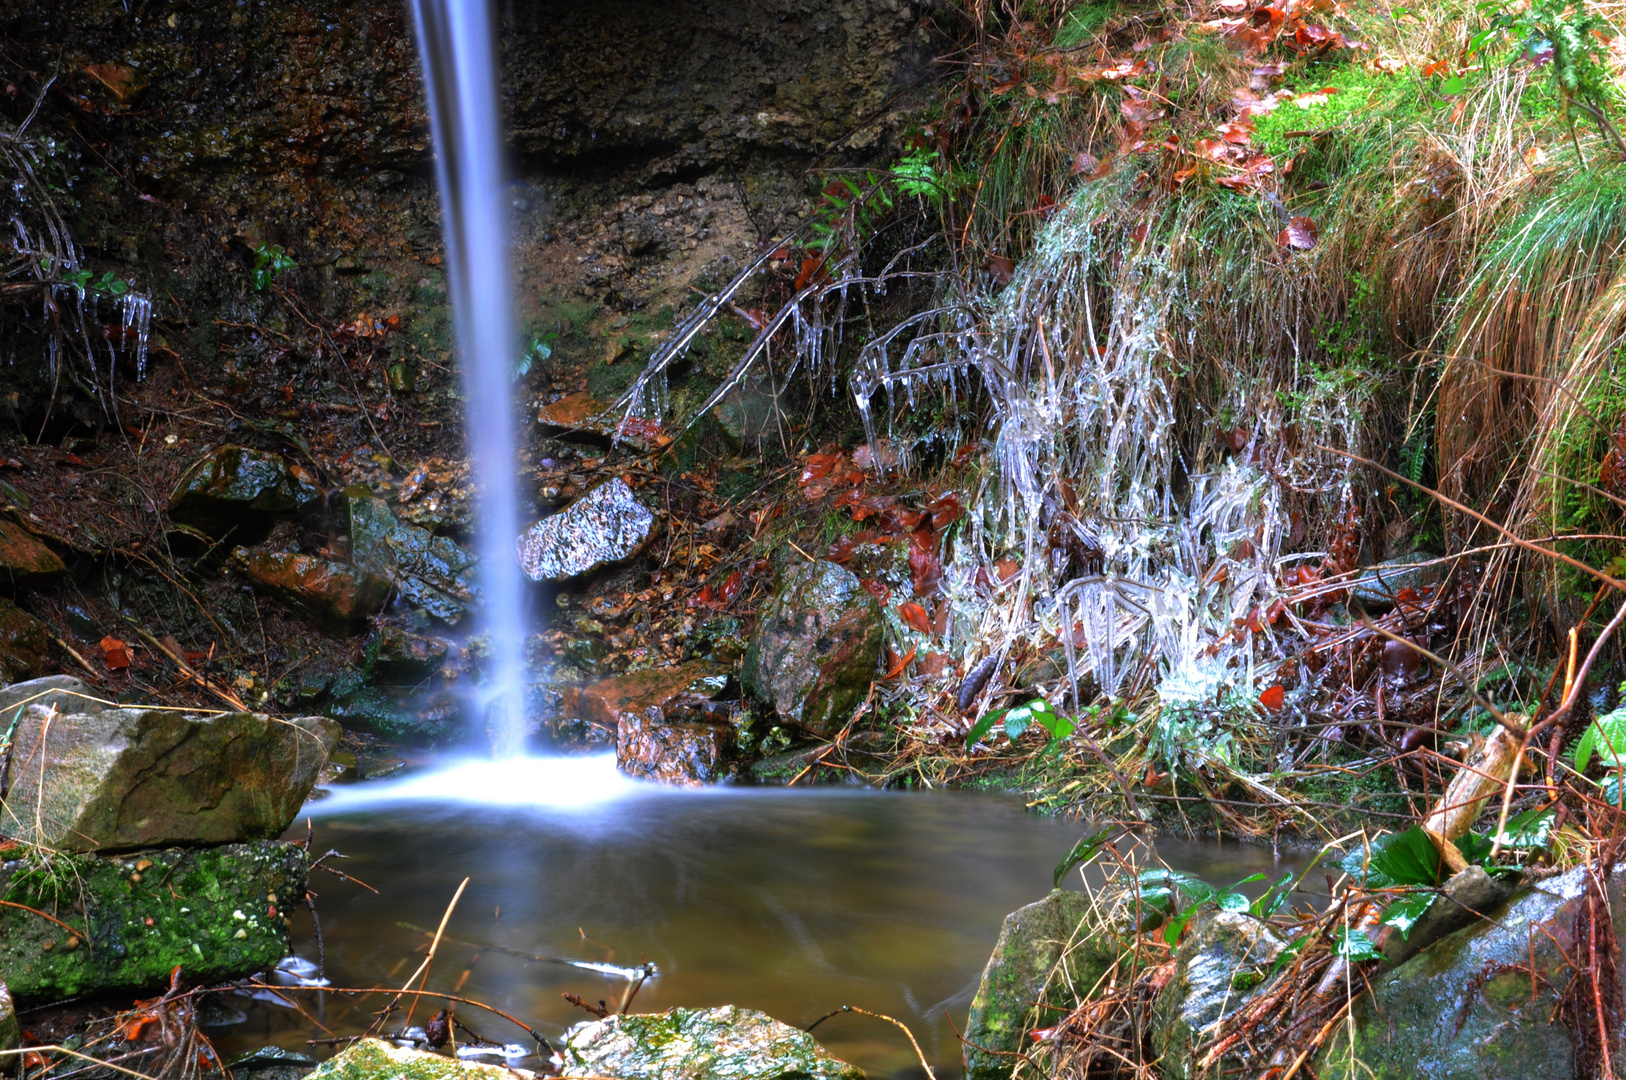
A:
[560,661,727,727]
[964,889,1116,1080]
[559,1005,864,1080]
[741,560,883,738]
[167,446,320,538]
[0,676,99,719]
[308,1040,511,1080]
[0,841,305,1002]
[0,982,16,1052]
[325,685,462,745]
[1152,911,1286,1080]
[618,711,734,785]
[517,477,655,581]
[347,491,477,624]
[1350,552,1441,610]
[225,1046,317,1080]
[367,627,449,683]
[1318,863,1626,1079]
[0,519,66,586]
[0,705,337,852]
[0,600,52,684]
[232,548,392,635]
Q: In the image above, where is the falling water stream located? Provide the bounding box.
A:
[409,0,527,752]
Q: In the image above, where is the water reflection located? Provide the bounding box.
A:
[217,760,1311,1079]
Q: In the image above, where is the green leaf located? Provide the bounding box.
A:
[1380,892,1435,939]
[1162,907,1197,947]
[1032,701,1074,740]
[1455,832,1494,866]
[1494,808,1555,851]
[1341,827,1443,889]
[1004,706,1034,739]
[1140,869,1215,909]
[1333,927,1384,962]
[1441,75,1468,95]
[1052,826,1115,888]
[1250,871,1295,919]
[964,708,1008,746]
[1574,708,1626,772]
[1217,890,1250,913]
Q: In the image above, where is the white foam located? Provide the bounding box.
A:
[308,754,648,814]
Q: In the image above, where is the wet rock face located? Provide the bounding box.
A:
[0,983,16,1051]
[1153,911,1286,1080]
[232,548,392,634]
[0,841,305,1002]
[560,1005,865,1080]
[1319,864,1626,1079]
[964,889,1113,1080]
[168,446,320,539]
[347,490,477,623]
[561,662,732,784]
[618,711,734,785]
[0,520,66,587]
[0,705,337,852]
[0,601,52,683]
[742,560,883,737]
[367,626,449,683]
[517,477,655,582]
[308,1040,514,1080]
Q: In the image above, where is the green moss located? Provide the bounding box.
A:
[0,842,304,1002]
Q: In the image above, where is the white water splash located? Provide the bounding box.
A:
[307,754,645,814]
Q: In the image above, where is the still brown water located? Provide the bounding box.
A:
[210,755,1309,1079]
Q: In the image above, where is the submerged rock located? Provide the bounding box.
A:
[1152,911,1286,1079]
[741,560,883,738]
[517,477,655,581]
[964,889,1117,1080]
[0,519,66,586]
[167,446,320,538]
[232,548,392,634]
[348,491,477,623]
[306,1040,512,1080]
[325,685,461,744]
[0,600,51,683]
[0,706,337,851]
[559,1005,864,1080]
[1318,863,1626,1079]
[0,840,305,1001]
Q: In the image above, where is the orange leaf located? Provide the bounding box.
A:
[1277,215,1318,250]
[898,602,932,634]
[884,646,918,679]
[1259,684,1286,711]
[100,636,131,671]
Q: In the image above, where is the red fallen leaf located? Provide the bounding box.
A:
[100,636,131,670]
[1028,1028,1056,1042]
[986,255,1016,285]
[930,602,950,636]
[860,578,891,604]
[1259,684,1286,711]
[884,645,918,679]
[1421,59,1451,77]
[1277,215,1318,250]
[794,256,828,291]
[769,247,791,261]
[953,442,977,468]
[994,557,1022,583]
[1130,222,1150,243]
[695,583,714,607]
[1034,194,1057,219]
[826,536,857,564]
[898,602,933,634]
[718,570,743,604]
[927,492,963,530]
[63,453,85,466]
[732,306,770,331]
[1217,117,1255,144]
[1251,5,1287,29]
[799,451,843,486]
[909,544,943,597]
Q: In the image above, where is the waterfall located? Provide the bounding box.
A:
[408,0,527,754]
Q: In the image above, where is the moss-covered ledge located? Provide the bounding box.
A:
[0,841,305,1001]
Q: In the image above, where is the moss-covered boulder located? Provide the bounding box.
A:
[1317,864,1626,1079]
[0,841,305,1001]
[306,1040,511,1080]
[560,1006,863,1080]
[964,889,1118,1080]
[347,491,477,624]
[0,520,65,587]
[167,446,321,539]
[0,706,336,852]
[516,477,655,581]
[232,548,392,634]
[0,600,51,684]
[1152,911,1286,1080]
[741,560,882,738]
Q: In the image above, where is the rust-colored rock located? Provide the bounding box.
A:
[561,661,727,726]
[0,520,66,587]
[617,712,734,786]
[231,548,391,634]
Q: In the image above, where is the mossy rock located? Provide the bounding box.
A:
[231,548,392,635]
[517,478,656,582]
[0,601,51,684]
[560,1006,863,1080]
[1152,911,1285,1080]
[167,446,321,539]
[0,520,65,587]
[0,841,305,1002]
[741,560,882,738]
[964,889,1123,1080]
[307,1039,511,1080]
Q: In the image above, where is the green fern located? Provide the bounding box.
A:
[1572,706,1626,772]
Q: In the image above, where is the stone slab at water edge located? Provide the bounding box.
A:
[306,1040,515,1080]
[516,477,655,581]
[0,680,337,851]
[0,840,305,1001]
[559,1006,864,1080]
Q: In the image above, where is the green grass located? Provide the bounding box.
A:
[1053,1,1116,47]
